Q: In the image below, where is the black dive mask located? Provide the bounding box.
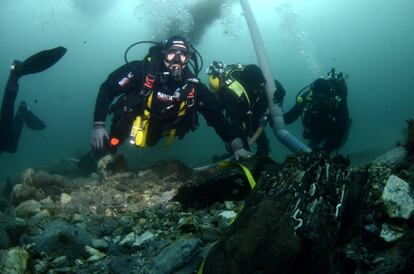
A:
[164,46,191,80]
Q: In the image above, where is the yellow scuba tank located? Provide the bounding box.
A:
[129,92,153,147]
[129,115,149,147]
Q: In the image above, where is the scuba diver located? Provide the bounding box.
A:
[0,47,67,153]
[206,61,286,157]
[282,68,351,154]
[79,36,251,175]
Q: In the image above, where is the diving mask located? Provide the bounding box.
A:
[165,48,190,64]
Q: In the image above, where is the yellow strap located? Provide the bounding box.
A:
[197,260,205,274]
[145,92,153,116]
[238,164,256,189]
[197,163,256,274]
[165,128,176,147]
[177,100,186,117]
[165,101,186,147]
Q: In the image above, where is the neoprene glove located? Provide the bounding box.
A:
[273,88,286,104]
[91,121,109,153]
[230,138,253,161]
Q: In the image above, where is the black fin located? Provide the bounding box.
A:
[24,110,46,130]
[19,46,67,76]
[18,102,46,130]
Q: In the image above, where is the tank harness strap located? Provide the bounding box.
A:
[225,64,251,109]
[165,100,187,147]
[164,83,196,146]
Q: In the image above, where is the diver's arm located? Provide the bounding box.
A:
[222,90,247,139]
[197,83,235,143]
[283,102,305,125]
[93,61,142,122]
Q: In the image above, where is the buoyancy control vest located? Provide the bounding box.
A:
[219,64,267,132]
[128,51,198,147]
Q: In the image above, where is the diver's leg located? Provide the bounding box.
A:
[0,47,66,152]
[5,102,27,153]
[0,68,20,151]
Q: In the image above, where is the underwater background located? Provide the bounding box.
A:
[0,0,413,180]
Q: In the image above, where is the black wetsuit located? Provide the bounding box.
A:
[93,59,235,151]
[216,64,286,155]
[0,71,25,153]
[284,77,350,153]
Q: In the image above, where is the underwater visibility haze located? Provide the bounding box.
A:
[0,0,413,178]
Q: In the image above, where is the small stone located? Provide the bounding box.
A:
[40,196,54,208]
[54,266,73,272]
[60,193,72,206]
[119,215,134,228]
[132,224,143,234]
[112,236,122,244]
[224,201,236,210]
[0,246,30,274]
[72,213,85,223]
[10,183,36,205]
[105,208,117,217]
[92,238,109,250]
[157,190,176,204]
[31,209,50,224]
[372,257,385,266]
[50,255,68,267]
[85,245,106,262]
[15,199,42,218]
[21,168,35,185]
[218,210,237,230]
[132,231,155,247]
[119,232,136,246]
[381,175,414,220]
[34,259,47,272]
[380,223,405,243]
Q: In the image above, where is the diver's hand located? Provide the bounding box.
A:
[91,121,109,153]
[230,138,253,161]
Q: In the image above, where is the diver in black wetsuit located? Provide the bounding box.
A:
[206,61,287,157]
[0,47,67,153]
[283,69,351,154]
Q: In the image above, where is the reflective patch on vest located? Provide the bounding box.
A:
[157,91,174,102]
[118,72,134,87]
